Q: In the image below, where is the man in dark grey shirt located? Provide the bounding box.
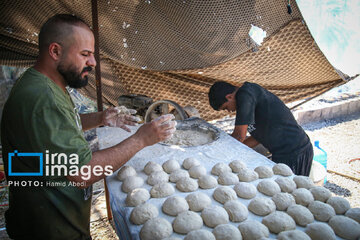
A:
[209,81,313,176]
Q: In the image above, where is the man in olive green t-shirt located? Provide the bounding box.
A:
[1,14,176,240]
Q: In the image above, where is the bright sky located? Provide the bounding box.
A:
[296,0,360,77]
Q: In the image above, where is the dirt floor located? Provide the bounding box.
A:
[0,113,359,239]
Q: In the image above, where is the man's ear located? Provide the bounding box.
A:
[225,93,234,101]
[48,43,62,61]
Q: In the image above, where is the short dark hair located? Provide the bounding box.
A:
[208,81,236,110]
[38,14,90,53]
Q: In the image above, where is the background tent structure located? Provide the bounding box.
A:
[0,0,355,120]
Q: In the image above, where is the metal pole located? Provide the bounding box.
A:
[91,0,113,221]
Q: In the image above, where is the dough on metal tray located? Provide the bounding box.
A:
[162,159,180,173]
[130,203,158,225]
[198,175,218,189]
[117,165,136,181]
[140,217,173,240]
[275,177,297,193]
[223,200,248,222]
[150,182,175,198]
[328,215,360,240]
[144,161,163,175]
[189,165,207,179]
[308,200,335,222]
[176,177,198,192]
[254,166,274,178]
[238,220,269,240]
[261,211,296,234]
[201,205,229,228]
[293,175,315,189]
[147,170,169,186]
[121,176,144,193]
[212,224,242,240]
[237,168,259,182]
[277,230,311,240]
[173,211,203,234]
[186,192,212,212]
[162,196,189,216]
[234,182,257,199]
[345,207,360,223]
[286,204,314,227]
[213,186,237,204]
[125,188,150,207]
[309,186,332,202]
[257,179,281,196]
[248,197,276,216]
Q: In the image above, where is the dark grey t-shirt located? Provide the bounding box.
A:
[235,82,310,158]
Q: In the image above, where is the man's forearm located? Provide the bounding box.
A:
[80,112,104,131]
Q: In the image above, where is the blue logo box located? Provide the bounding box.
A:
[8,150,43,176]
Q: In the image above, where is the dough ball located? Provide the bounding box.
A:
[286,204,314,226]
[345,208,360,223]
[189,165,207,179]
[140,217,172,240]
[272,192,295,211]
[238,220,269,240]
[277,230,311,240]
[150,182,175,198]
[162,196,189,216]
[176,177,198,192]
[229,160,247,173]
[305,222,336,240]
[117,165,136,181]
[184,229,216,240]
[254,166,274,178]
[308,200,336,222]
[144,161,163,175]
[162,238,181,240]
[186,192,212,212]
[162,159,180,173]
[248,197,276,216]
[272,163,293,176]
[201,205,229,228]
[275,177,297,193]
[328,215,360,240]
[237,168,259,182]
[169,169,190,183]
[126,188,150,207]
[257,179,281,196]
[211,162,232,176]
[310,186,332,202]
[224,200,248,222]
[183,157,200,170]
[218,172,239,185]
[262,211,296,234]
[293,176,315,189]
[234,182,257,199]
[213,186,237,204]
[213,224,242,240]
[147,170,169,186]
[326,196,351,214]
[292,188,314,207]
[121,176,144,193]
[198,175,218,189]
[130,203,159,225]
[173,211,203,234]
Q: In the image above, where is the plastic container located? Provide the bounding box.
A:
[313,140,328,184]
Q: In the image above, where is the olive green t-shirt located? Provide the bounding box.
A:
[1,68,93,240]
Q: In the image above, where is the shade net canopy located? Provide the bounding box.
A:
[0,0,348,120]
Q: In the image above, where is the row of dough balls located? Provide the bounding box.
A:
[117,159,294,196]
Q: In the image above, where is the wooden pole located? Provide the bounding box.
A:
[91,0,113,221]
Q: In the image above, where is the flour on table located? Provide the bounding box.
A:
[162,129,214,146]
